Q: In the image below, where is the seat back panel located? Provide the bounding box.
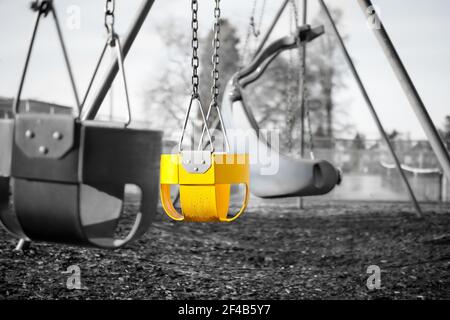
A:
[81,125,162,187]
[11,115,80,183]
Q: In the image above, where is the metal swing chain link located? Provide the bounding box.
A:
[286,2,297,151]
[20,0,81,115]
[84,0,132,126]
[197,0,230,152]
[210,0,230,151]
[30,0,51,16]
[191,0,200,96]
[104,0,115,37]
[240,0,266,69]
[240,0,257,69]
[290,0,315,159]
[249,0,265,37]
[180,0,214,152]
[210,1,221,107]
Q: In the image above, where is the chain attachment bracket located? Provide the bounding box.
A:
[30,0,52,16]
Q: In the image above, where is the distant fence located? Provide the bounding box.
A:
[312,138,450,202]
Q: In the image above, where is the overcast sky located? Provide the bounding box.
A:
[0,0,449,139]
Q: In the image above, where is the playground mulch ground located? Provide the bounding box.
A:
[1,201,450,300]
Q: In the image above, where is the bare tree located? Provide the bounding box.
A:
[241,7,350,154]
[145,19,240,143]
[145,9,351,152]
[144,22,192,137]
[308,7,347,139]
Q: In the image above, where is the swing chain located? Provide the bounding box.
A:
[289,0,299,29]
[210,0,230,151]
[286,0,301,151]
[249,0,265,37]
[191,0,200,96]
[210,0,221,106]
[290,0,315,159]
[197,0,230,152]
[81,0,131,125]
[240,0,257,69]
[104,0,115,37]
[179,0,214,152]
[15,0,81,115]
[30,0,52,16]
[240,0,266,68]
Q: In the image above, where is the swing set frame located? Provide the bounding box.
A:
[241,0,450,217]
[43,0,450,216]
[3,0,449,248]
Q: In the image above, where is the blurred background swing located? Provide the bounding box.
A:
[0,0,162,249]
[208,0,341,200]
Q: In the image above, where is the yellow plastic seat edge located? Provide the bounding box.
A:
[219,183,250,222]
[160,154,184,221]
[160,184,184,221]
[215,154,250,222]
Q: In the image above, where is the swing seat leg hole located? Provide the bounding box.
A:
[227,183,249,221]
[313,164,325,189]
[113,184,143,239]
[80,183,144,244]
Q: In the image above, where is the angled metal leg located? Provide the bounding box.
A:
[14,239,31,251]
[357,0,450,182]
[319,0,422,217]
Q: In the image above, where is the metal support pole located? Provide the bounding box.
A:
[438,172,443,203]
[253,0,290,59]
[319,0,422,217]
[357,0,450,182]
[298,0,307,210]
[299,0,307,160]
[443,174,448,203]
[82,0,156,120]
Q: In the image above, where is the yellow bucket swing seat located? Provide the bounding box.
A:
[160,0,249,222]
[160,96,250,222]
